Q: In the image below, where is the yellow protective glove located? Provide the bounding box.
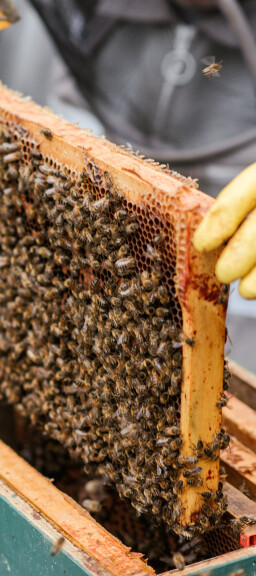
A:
[0,0,20,30]
[193,163,256,299]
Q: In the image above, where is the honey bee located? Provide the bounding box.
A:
[146,244,162,264]
[173,480,183,494]
[115,256,136,275]
[31,149,42,160]
[220,434,230,450]
[165,425,180,437]
[170,437,182,450]
[183,467,202,478]
[202,56,223,79]
[114,209,127,221]
[82,499,102,513]
[50,536,65,556]
[0,142,20,153]
[40,128,53,139]
[178,455,198,466]
[6,166,18,180]
[187,478,203,487]
[3,151,22,164]
[126,222,139,234]
[218,283,229,305]
[201,491,212,501]
[217,393,228,408]
[204,447,218,461]
[153,232,165,246]
[198,515,211,530]
[185,336,195,346]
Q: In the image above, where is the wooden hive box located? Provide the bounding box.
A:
[0,84,228,534]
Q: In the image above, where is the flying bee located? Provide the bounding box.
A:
[40,128,53,139]
[202,56,223,79]
[50,536,65,556]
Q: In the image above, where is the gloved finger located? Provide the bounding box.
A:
[215,207,256,283]
[239,266,256,299]
[193,163,256,252]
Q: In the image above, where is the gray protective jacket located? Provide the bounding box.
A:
[30,0,256,195]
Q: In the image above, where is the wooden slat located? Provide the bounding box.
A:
[221,436,256,499]
[179,265,225,524]
[224,481,256,518]
[229,360,256,409]
[222,395,256,452]
[0,440,154,576]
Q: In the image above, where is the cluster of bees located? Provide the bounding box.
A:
[0,122,229,537]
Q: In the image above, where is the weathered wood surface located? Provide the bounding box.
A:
[221,436,256,499]
[229,360,256,409]
[224,481,256,517]
[222,395,256,453]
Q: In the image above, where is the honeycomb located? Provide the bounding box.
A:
[0,86,229,536]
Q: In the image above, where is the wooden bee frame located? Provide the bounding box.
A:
[0,84,227,529]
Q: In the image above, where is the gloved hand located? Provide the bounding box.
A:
[193,163,256,299]
[0,0,20,30]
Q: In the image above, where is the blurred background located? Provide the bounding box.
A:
[0,0,255,372]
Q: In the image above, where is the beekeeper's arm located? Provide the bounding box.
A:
[193,164,256,299]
